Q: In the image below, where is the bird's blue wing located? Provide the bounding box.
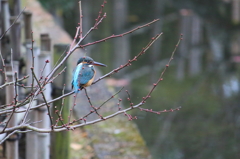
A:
[78,65,94,85]
[72,63,83,92]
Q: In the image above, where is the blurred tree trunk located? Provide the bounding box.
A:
[176,9,191,80]
[232,0,240,23]
[231,0,240,101]
[189,14,202,76]
[205,23,227,99]
[93,0,112,74]
[206,24,226,68]
[112,0,129,77]
[231,0,240,67]
[82,1,90,33]
[82,0,92,46]
[149,0,165,83]
[152,112,176,158]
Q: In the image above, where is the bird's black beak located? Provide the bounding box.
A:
[92,61,107,67]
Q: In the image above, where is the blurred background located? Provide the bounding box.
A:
[38,0,240,158]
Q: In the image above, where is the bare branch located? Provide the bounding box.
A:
[79,1,83,39]
[93,33,163,84]
[79,19,160,48]
[0,130,18,144]
[142,34,183,103]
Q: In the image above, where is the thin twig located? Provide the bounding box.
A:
[97,87,124,110]
[93,33,163,84]
[30,31,35,93]
[83,88,103,119]
[68,93,78,125]
[52,45,70,69]
[48,67,67,84]
[71,87,124,125]
[14,72,18,106]
[69,27,80,51]
[31,69,53,129]
[0,75,29,89]
[10,50,18,105]
[54,84,67,126]
[79,1,83,39]
[139,107,181,115]
[1,109,15,133]
[125,90,133,108]
[39,63,48,82]
[21,92,36,124]
[0,51,7,82]
[94,0,107,28]
[60,84,66,114]
[54,107,66,128]
[0,91,74,116]
[79,19,159,48]
[0,130,18,144]
[142,34,183,103]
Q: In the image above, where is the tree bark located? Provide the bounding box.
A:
[149,0,165,83]
[113,0,130,77]
[176,10,192,80]
[189,14,202,76]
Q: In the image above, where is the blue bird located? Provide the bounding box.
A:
[72,56,107,93]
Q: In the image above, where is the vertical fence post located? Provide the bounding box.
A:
[23,11,32,41]
[1,0,10,35]
[50,44,70,159]
[5,62,19,159]
[37,34,51,159]
[24,11,40,159]
[25,48,40,159]
[1,0,11,62]
[9,16,21,60]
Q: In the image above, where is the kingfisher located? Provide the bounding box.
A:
[72,56,107,93]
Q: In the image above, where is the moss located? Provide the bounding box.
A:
[84,114,150,158]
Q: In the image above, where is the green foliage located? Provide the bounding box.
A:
[171,0,236,29]
[38,0,75,12]
[132,69,240,159]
